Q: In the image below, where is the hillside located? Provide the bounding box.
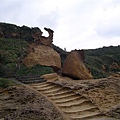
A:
[0,22,120,78]
[84,46,120,78]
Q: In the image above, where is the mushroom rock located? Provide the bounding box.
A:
[62,50,93,80]
[32,27,54,47]
[23,44,62,71]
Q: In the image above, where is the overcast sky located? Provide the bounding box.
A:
[0,0,120,51]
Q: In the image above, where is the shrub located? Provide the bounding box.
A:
[0,78,16,88]
[1,63,16,77]
[16,64,54,76]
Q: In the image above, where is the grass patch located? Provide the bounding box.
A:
[0,78,16,88]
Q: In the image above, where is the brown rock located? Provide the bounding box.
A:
[23,44,61,70]
[62,50,93,79]
[32,27,54,47]
[27,43,36,54]
[41,73,60,81]
[110,62,120,70]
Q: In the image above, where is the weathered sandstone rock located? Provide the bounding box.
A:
[62,50,93,79]
[23,44,61,70]
[32,27,54,47]
[41,73,60,81]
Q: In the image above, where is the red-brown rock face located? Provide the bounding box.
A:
[23,44,61,71]
[62,50,93,80]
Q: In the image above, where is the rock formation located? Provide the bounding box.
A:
[32,27,54,47]
[23,27,92,79]
[109,62,120,71]
[62,50,93,79]
[23,44,61,71]
[41,73,60,81]
[23,27,61,72]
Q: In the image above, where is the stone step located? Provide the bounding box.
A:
[30,83,52,88]
[53,95,80,103]
[50,92,75,99]
[59,101,97,112]
[46,90,72,97]
[29,83,118,120]
[55,94,78,100]
[16,75,40,79]
[65,107,99,115]
[71,115,118,120]
[30,82,48,86]
[21,79,46,84]
[42,87,63,94]
[70,112,100,120]
[66,108,111,120]
[58,98,89,107]
[33,85,57,91]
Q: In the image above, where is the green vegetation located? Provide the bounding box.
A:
[0,38,28,76]
[0,22,120,79]
[0,37,54,77]
[84,46,120,78]
[16,65,54,76]
[0,78,16,88]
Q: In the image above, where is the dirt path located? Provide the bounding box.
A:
[29,82,118,120]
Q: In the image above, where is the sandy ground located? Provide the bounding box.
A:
[51,76,120,119]
[0,85,64,120]
[0,75,120,119]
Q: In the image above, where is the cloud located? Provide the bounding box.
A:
[96,21,120,38]
[0,0,120,51]
[37,9,60,29]
[94,2,120,38]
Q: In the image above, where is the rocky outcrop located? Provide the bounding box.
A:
[62,50,93,79]
[109,62,120,71]
[23,44,61,71]
[23,27,61,73]
[32,27,54,47]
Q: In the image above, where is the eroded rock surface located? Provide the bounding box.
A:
[41,73,61,81]
[62,50,93,79]
[49,76,120,119]
[32,27,54,47]
[0,85,64,120]
[23,44,61,70]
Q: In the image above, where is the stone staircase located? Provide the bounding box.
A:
[16,75,47,84]
[29,82,118,120]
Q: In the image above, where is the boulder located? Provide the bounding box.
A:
[62,50,93,79]
[23,44,61,71]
